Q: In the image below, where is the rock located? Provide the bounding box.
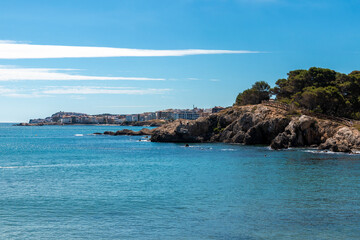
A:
[270,115,322,149]
[244,118,290,145]
[138,128,153,135]
[114,129,134,135]
[103,131,115,135]
[102,128,153,136]
[151,119,209,142]
[114,128,153,136]
[231,131,246,143]
[319,127,360,153]
[151,104,290,144]
[271,131,291,149]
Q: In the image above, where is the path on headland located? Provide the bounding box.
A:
[261,100,358,128]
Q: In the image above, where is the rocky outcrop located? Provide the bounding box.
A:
[150,117,218,142]
[151,105,291,145]
[270,115,323,149]
[319,127,360,153]
[102,128,153,136]
[149,104,360,153]
[99,104,360,153]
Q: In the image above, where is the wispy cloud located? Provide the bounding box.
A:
[0,66,164,81]
[0,86,171,98]
[0,86,12,94]
[0,86,46,98]
[0,41,261,59]
[42,86,171,95]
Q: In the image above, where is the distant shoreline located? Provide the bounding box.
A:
[13,122,164,127]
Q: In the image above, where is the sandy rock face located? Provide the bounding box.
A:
[319,127,360,153]
[150,117,218,142]
[270,115,323,149]
[151,105,291,144]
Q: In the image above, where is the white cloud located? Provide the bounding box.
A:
[0,86,13,94]
[0,41,260,59]
[0,86,171,98]
[210,79,220,82]
[0,87,46,98]
[2,93,47,98]
[42,87,171,95]
[0,66,164,81]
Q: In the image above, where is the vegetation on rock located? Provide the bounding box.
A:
[235,81,271,105]
[236,67,360,119]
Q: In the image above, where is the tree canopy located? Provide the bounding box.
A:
[235,67,360,119]
[235,81,271,105]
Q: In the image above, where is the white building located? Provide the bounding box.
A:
[125,115,133,122]
[173,111,200,120]
[125,114,139,122]
[131,114,139,122]
[60,117,72,124]
[114,117,125,124]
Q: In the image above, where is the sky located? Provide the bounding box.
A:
[0,0,359,122]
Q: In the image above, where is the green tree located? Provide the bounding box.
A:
[273,67,360,119]
[236,81,271,105]
[294,86,348,116]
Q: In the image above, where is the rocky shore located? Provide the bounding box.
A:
[96,128,153,136]
[99,104,360,153]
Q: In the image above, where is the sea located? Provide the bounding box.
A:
[0,123,359,240]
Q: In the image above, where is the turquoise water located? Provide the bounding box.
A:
[1,123,360,240]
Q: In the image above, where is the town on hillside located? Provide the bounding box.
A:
[26,106,226,125]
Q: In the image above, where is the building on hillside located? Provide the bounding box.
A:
[125,115,133,122]
[156,111,173,120]
[200,108,212,118]
[212,106,225,113]
[139,114,145,122]
[143,112,156,121]
[114,117,125,124]
[172,110,200,120]
[80,116,98,124]
[131,114,139,122]
[60,116,72,124]
[125,114,140,122]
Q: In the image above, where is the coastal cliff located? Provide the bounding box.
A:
[100,104,360,153]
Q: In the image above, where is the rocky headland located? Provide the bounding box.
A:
[99,104,360,153]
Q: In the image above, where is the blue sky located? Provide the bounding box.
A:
[0,0,359,122]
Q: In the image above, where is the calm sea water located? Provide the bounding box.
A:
[0,123,360,240]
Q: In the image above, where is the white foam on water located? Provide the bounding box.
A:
[74,134,84,137]
[303,149,359,155]
[0,164,83,169]
[0,166,25,169]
